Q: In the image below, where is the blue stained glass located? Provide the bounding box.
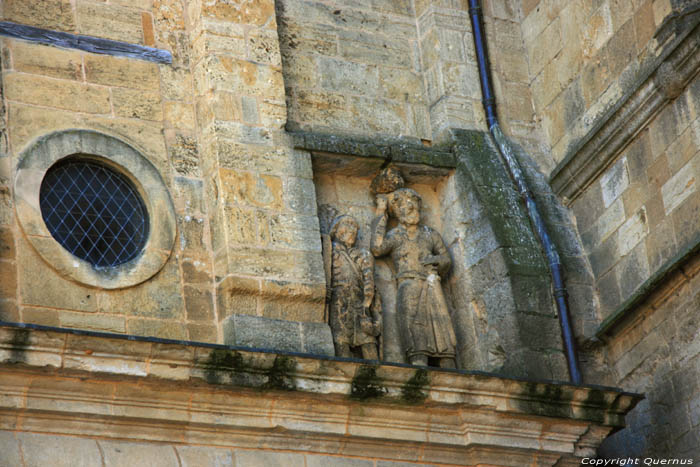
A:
[40,159,149,267]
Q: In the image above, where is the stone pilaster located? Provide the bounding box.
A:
[185,0,326,327]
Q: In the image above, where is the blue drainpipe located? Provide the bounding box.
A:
[467,0,582,384]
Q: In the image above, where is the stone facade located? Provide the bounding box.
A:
[0,0,698,462]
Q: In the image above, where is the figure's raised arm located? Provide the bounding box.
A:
[370,195,392,257]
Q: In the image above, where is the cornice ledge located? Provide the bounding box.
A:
[0,323,641,424]
[549,12,700,205]
[289,130,457,168]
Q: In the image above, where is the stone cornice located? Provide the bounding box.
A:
[0,323,642,464]
[290,131,457,168]
[549,10,700,205]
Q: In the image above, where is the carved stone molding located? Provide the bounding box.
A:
[0,323,642,465]
[550,13,700,205]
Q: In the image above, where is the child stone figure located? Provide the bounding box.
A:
[329,215,382,360]
[371,188,457,368]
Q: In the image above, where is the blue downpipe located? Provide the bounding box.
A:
[467,0,582,384]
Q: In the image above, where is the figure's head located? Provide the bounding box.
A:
[389,188,422,225]
[330,215,359,247]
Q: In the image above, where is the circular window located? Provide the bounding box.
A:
[40,159,149,268]
[15,130,176,289]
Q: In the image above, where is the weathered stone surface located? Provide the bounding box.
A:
[76,2,144,44]
[10,41,83,81]
[307,456,372,467]
[2,0,76,32]
[236,451,305,467]
[19,433,102,467]
[59,311,126,333]
[4,73,111,114]
[127,319,187,340]
[177,446,233,467]
[101,440,179,467]
[113,88,163,121]
[84,55,161,90]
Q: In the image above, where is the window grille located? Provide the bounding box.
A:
[39,159,149,267]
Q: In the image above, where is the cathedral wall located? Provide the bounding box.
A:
[519,0,673,172]
[0,0,223,342]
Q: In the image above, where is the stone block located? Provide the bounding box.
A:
[19,433,102,467]
[236,450,305,467]
[216,276,259,319]
[301,321,335,355]
[649,103,680,158]
[182,259,212,284]
[261,296,323,323]
[10,41,83,81]
[164,101,196,130]
[85,55,161,90]
[616,241,651,302]
[661,160,696,215]
[0,259,16,300]
[0,300,19,322]
[589,232,620,278]
[600,156,630,208]
[187,323,218,342]
[99,259,184,320]
[202,0,275,26]
[58,311,126,333]
[224,313,301,352]
[168,133,200,176]
[671,190,700,249]
[4,73,111,114]
[338,31,412,69]
[618,207,648,257]
[307,456,373,467]
[76,2,144,44]
[18,239,97,312]
[247,28,282,66]
[21,306,59,327]
[127,319,187,340]
[219,169,283,209]
[177,446,233,467]
[666,124,697,176]
[0,431,22,466]
[526,17,562,76]
[597,269,622,318]
[645,216,677,271]
[100,440,179,467]
[184,285,215,321]
[581,197,626,251]
[319,57,379,95]
[178,214,208,254]
[2,0,76,32]
[113,88,163,121]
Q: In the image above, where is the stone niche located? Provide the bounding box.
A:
[308,132,569,380]
[312,149,497,370]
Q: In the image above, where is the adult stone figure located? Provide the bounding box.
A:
[328,215,382,360]
[371,188,457,368]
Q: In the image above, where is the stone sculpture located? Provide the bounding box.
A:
[370,169,457,368]
[328,214,382,359]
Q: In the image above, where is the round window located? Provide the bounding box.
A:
[39,159,149,268]
[15,130,176,289]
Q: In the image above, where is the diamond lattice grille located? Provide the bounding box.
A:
[40,159,149,267]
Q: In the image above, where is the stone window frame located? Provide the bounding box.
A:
[14,129,176,289]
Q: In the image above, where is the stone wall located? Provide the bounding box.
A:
[0,0,330,344]
[518,0,677,170]
[278,0,431,141]
[0,0,221,342]
[598,251,700,456]
[571,74,699,323]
